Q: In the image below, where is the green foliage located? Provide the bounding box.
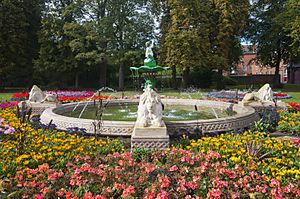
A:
[159,0,249,87]
[244,0,296,86]
[251,120,273,133]
[34,0,155,88]
[278,0,300,54]
[0,0,41,86]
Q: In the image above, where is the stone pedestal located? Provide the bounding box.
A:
[131,122,169,150]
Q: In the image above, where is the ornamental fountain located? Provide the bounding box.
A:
[40,41,260,150]
[129,40,171,149]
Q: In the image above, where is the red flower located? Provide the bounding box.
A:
[83,192,93,199]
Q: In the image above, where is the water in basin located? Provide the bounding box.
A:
[64,104,234,122]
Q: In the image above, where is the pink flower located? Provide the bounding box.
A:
[169,165,178,172]
[41,187,49,194]
[225,169,237,179]
[57,190,65,197]
[34,194,43,199]
[157,190,169,199]
[113,182,122,190]
[38,163,49,172]
[270,179,280,187]
[95,195,106,199]
[283,183,294,193]
[65,191,74,199]
[145,163,156,173]
[144,192,156,199]
[30,181,37,187]
[208,188,222,199]
[122,185,135,197]
[159,176,171,188]
[192,175,201,182]
[187,181,198,190]
[138,176,145,182]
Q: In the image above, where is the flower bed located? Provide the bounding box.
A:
[277,111,300,135]
[11,91,112,103]
[1,104,300,198]
[0,109,124,178]
[0,101,18,109]
[10,149,300,199]
[288,102,300,112]
[177,132,300,184]
[206,91,292,100]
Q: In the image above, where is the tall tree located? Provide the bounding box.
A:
[278,0,300,54]
[244,0,294,87]
[0,0,41,86]
[159,0,249,88]
[35,0,82,87]
[36,0,155,89]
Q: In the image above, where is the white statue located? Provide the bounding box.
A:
[28,85,57,103]
[242,83,274,104]
[136,87,164,127]
[145,40,154,58]
[255,83,273,102]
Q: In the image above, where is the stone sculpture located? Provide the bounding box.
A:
[242,83,274,104]
[28,85,57,103]
[255,83,274,102]
[136,87,164,127]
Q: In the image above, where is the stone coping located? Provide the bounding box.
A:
[40,99,259,136]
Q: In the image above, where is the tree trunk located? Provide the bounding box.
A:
[99,59,107,88]
[75,72,79,88]
[273,44,282,88]
[118,62,125,90]
[182,67,190,88]
[172,66,177,89]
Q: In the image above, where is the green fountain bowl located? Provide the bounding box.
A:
[130,65,170,73]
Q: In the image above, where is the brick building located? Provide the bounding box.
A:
[231,45,288,83]
[288,56,300,84]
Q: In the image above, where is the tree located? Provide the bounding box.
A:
[103,0,155,90]
[244,0,295,87]
[279,0,300,54]
[0,0,41,86]
[35,0,83,88]
[36,0,155,89]
[158,0,249,88]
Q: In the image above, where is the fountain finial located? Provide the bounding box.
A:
[144,40,156,67]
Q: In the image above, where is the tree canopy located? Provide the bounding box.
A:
[244,0,299,87]
[0,0,299,89]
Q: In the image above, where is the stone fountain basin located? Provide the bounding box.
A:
[40,99,259,136]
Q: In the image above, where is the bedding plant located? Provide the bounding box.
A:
[0,102,300,198]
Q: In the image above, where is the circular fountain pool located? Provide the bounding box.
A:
[40,99,259,136]
[64,104,232,122]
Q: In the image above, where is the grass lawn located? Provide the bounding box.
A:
[0,93,15,101]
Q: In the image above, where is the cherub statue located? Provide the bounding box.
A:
[144,40,156,67]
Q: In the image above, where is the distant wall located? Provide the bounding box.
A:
[230,75,279,85]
